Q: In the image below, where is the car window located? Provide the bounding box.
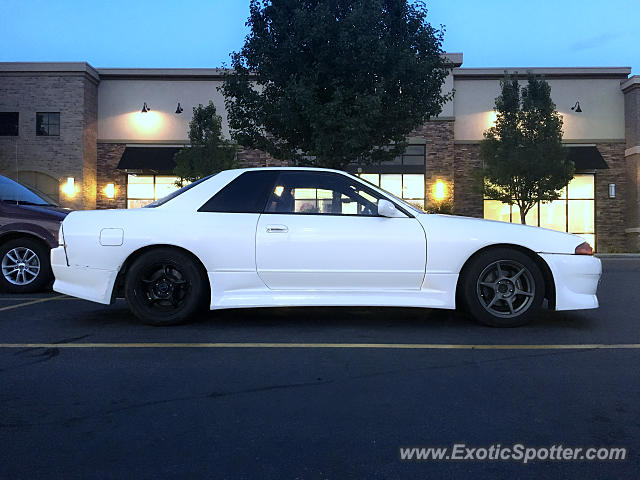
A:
[264,171,384,216]
[0,175,52,205]
[198,170,279,213]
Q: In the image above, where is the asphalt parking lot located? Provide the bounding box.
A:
[0,258,639,479]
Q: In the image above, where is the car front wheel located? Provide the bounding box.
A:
[461,248,545,327]
[125,248,208,326]
[0,237,52,293]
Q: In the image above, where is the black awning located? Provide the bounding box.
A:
[116,146,182,173]
[566,146,608,170]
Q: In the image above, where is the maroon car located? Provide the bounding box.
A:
[0,175,70,293]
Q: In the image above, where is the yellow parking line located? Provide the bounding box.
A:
[0,295,68,312]
[0,342,639,350]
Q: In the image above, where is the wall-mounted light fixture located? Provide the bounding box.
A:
[433,180,447,201]
[175,102,183,114]
[609,183,616,198]
[61,177,76,197]
[104,183,116,199]
[141,102,150,113]
[571,101,582,113]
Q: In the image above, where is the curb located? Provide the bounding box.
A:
[596,253,640,258]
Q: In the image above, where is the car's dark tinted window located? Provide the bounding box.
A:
[0,175,51,205]
[198,170,279,213]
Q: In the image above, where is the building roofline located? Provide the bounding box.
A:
[0,59,631,81]
[0,62,100,81]
[454,66,631,80]
[621,75,640,92]
[97,67,229,80]
[443,52,463,67]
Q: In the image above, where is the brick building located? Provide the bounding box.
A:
[1,57,639,252]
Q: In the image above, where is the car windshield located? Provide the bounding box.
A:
[144,174,216,208]
[0,175,57,206]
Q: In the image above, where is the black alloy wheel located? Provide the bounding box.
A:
[125,248,207,325]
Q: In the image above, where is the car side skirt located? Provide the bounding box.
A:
[207,272,458,310]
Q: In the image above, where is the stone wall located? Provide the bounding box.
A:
[236,147,289,168]
[623,78,640,251]
[0,70,98,209]
[453,143,483,218]
[410,120,455,210]
[96,143,127,209]
[595,142,628,252]
[81,76,98,209]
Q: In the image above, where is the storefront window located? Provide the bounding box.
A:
[127,174,181,209]
[358,173,426,210]
[483,174,596,249]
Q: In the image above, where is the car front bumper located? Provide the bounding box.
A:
[538,253,601,311]
[51,246,117,304]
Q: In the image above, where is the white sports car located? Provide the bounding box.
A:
[52,168,601,327]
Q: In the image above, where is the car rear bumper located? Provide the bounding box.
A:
[51,246,117,304]
[538,253,601,311]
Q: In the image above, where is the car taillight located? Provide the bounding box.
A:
[575,242,594,255]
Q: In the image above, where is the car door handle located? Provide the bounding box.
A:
[266,225,289,233]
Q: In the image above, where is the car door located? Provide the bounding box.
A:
[255,170,427,291]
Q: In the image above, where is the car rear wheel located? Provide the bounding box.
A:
[461,248,545,327]
[125,248,208,326]
[0,237,52,293]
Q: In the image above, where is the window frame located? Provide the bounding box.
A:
[358,173,426,212]
[347,144,427,175]
[36,112,60,137]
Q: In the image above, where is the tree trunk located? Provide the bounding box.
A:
[520,206,527,225]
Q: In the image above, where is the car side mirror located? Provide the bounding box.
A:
[377,199,405,218]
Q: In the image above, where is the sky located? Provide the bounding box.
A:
[0,0,638,73]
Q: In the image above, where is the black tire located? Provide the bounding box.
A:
[0,237,53,293]
[461,248,545,327]
[125,248,208,326]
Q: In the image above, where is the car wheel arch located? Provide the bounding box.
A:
[455,243,556,311]
[112,244,210,303]
[0,231,51,251]
[0,225,57,248]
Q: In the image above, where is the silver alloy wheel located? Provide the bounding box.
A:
[1,247,41,285]
[476,260,535,318]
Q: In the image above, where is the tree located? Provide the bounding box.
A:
[480,73,574,224]
[173,101,238,185]
[221,0,452,169]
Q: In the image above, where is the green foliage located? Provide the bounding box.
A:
[427,198,454,214]
[221,0,452,169]
[479,73,574,224]
[173,101,238,185]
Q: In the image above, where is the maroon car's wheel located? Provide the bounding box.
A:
[125,248,208,325]
[0,237,52,293]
